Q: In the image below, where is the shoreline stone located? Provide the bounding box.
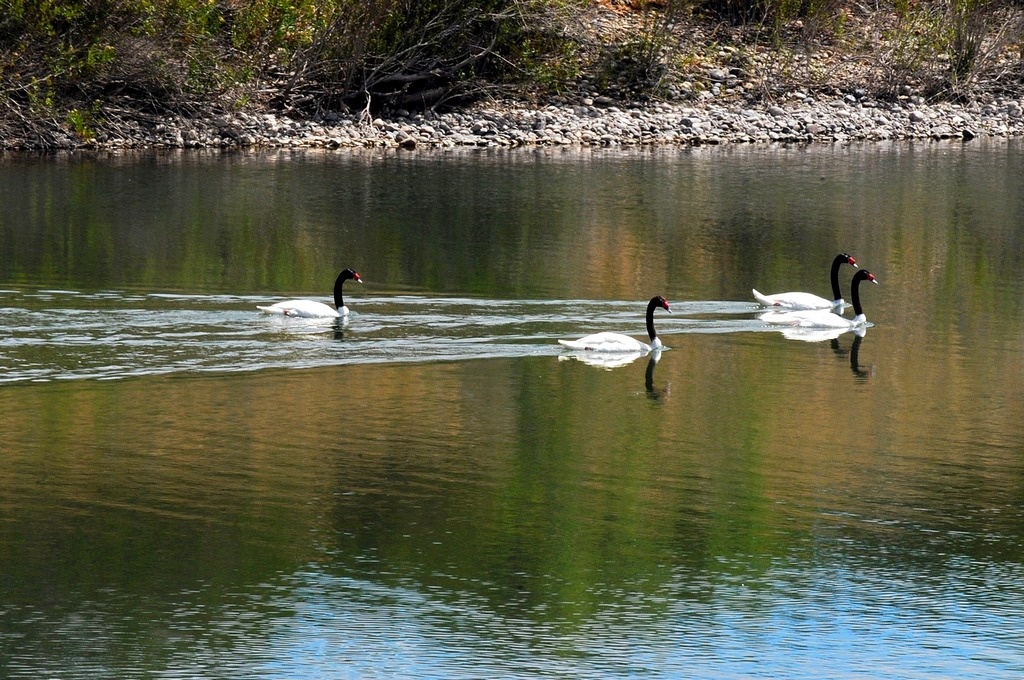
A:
[5,93,1024,152]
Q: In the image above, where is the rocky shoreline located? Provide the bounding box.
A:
[8,91,1024,152]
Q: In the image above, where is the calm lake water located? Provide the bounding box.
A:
[1,143,1023,678]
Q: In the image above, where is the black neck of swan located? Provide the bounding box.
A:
[333,270,356,310]
[850,270,871,317]
[830,253,852,301]
[645,296,664,341]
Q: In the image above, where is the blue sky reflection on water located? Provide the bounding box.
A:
[232,557,1024,680]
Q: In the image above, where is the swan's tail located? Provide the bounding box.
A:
[558,339,588,350]
[257,305,288,315]
[752,289,778,307]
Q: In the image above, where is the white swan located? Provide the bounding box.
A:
[760,270,878,329]
[559,296,671,353]
[753,252,858,310]
[257,268,362,318]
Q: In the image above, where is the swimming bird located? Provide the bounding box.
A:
[558,296,671,353]
[759,270,878,329]
[753,252,858,310]
[257,268,362,318]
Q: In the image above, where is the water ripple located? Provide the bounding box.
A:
[0,289,832,383]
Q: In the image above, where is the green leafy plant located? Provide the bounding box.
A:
[66,104,99,139]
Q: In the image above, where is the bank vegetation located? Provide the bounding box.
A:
[3,0,1024,147]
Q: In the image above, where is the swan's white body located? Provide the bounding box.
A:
[753,253,858,310]
[257,300,347,318]
[752,289,836,310]
[257,268,361,319]
[559,332,662,353]
[558,296,671,356]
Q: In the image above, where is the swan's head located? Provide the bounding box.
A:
[654,295,671,313]
[857,270,878,285]
[341,268,363,283]
[841,253,858,268]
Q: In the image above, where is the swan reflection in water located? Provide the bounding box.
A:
[558,351,648,369]
[645,350,670,402]
[782,326,873,381]
[771,323,870,343]
[556,348,670,400]
[832,331,873,382]
[763,307,875,381]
